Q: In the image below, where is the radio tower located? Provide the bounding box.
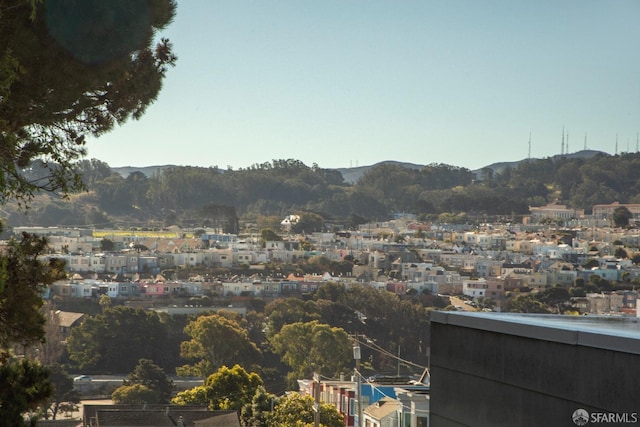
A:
[561,126,565,155]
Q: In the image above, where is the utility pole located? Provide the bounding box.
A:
[353,337,362,427]
[313,372,320,427]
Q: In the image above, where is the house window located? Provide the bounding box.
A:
[404,412,412,427]
[416,416,429,427]
[349,397,355,416]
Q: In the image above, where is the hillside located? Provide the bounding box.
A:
[2,149,630,230]
[111,151,607,183]
[479,149,606,175]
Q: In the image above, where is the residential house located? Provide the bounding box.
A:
[462,278,504,300]
[104,254,129,274]
[362,397,402,427]
[299,373,430,427]
[82,404,240,427]
[592,201,640,222]
[439,252,478,273]
[56,311,85,338]
[500,263,533,276]
[546,262,577,287]
[529,203,583,223]
[386,282,407,295]
[524,271,551,291]
[394,385,430,427]
[475,257,503,278]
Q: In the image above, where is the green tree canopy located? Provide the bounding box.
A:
[173,364,263,412]
[42,364,80,420]
[0,359,53,425]
[240,385,277,427]
[66,306,172,373]
[0,0,177,202]
[508,294,551,313]
[270,392,343,427]
[264,298,321,338]
[179,314,261,377]
[269,320,351,387]
[0,233,66,359]
[122,358,175,403]
[112,383,159,405]
[613,206,633,227]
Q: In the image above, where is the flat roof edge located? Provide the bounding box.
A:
[430,311,640,355]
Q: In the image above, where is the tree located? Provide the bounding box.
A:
[583,258,599,269]
[260,228,282,247]
[290,212,325,234]
[264,298,321,338]
[614,247,629,259]
[315,282,347,302]
[0,359,53,425]
[613,206,632,227]
[508,295,550,313]
[0,0,177,203]
[173,364,262,411]
[98,294,112,311]
[240,385,276,427]
[270,392,343,427]
[178,314,261,377]
[66,306,171,373]
[100,238,115,251]
[535,286,570,312]
[112,383,159,405]
[42,364,80,420]
[121,358,174,403]
[25,302,65,366]
[269,321,351,387]
[0,233,66,359]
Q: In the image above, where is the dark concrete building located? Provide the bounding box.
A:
[429,311,640,427]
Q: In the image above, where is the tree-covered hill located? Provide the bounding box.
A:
[4,150,638,229]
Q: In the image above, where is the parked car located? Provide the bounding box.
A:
[73,375,92,382]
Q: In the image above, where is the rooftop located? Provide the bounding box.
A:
[430,311,640,355]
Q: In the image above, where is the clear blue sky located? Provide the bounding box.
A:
[86,0,640,171]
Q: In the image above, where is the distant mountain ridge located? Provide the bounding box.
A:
[479,149,607,175]
[111,164,177,178]
[111,150,608,184]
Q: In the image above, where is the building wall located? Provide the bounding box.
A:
[429,311,640,427]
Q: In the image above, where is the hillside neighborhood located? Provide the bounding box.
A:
[16,200,640,426]
[18,200,640,318]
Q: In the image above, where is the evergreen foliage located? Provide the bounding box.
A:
[11,151,640,227]
[0,0,177,203]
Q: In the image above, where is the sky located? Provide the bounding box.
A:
[86,0,640,171]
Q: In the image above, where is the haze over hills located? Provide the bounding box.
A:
[111,150,608,184]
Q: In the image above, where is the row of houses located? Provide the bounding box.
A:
[297,370,430,427]
[48,275,330,300]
